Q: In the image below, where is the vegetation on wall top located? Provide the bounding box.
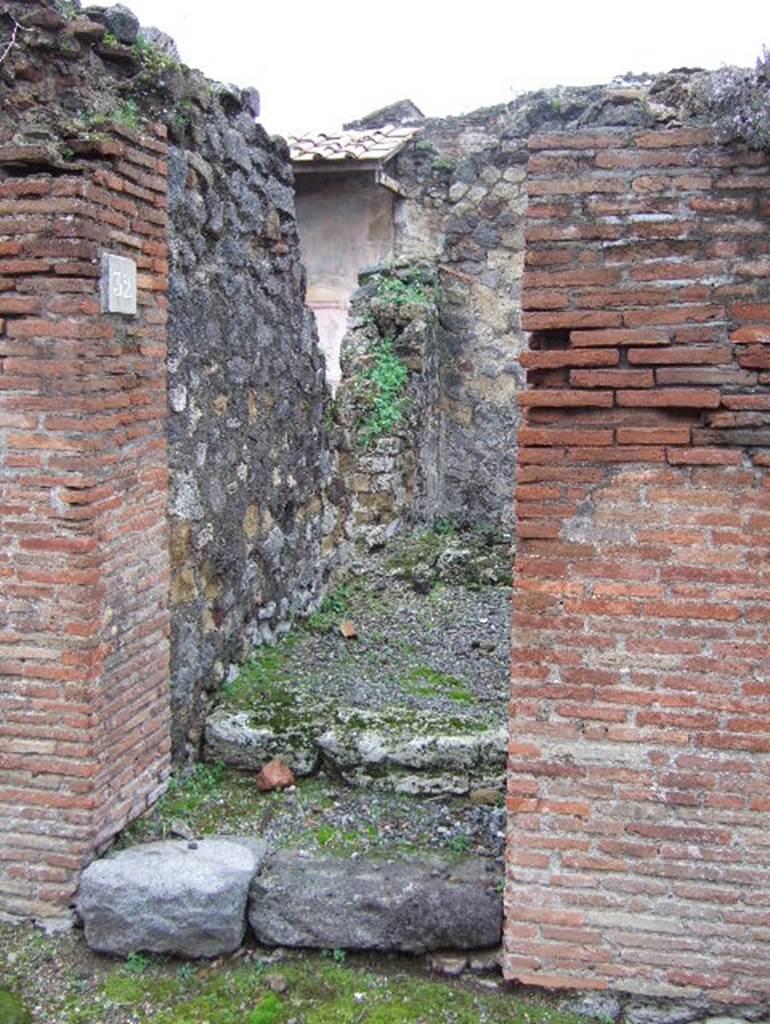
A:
[697,46,770,151]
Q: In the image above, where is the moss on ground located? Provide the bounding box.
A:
[0,925,591,1024]
[117,763,266,845]
[384,523,512,591]
[404,665,475,704]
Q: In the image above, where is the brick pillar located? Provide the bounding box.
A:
[0,126,171,921]
[505,127,770,1004]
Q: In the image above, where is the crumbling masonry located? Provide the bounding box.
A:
[0,0,768,1008]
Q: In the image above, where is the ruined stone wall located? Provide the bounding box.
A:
[0,0,330,917]
[329,266,441,552]
[387,110,525,528]
[504,125,770,1005]
[165,99,328,759]
[375,77,719,529]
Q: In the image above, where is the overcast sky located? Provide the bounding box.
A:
[125,0,766,136]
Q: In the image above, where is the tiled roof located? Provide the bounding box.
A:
[288,125,421,166]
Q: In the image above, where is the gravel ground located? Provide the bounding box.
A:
[221,552,512,729]
[122,767,508,862]
[126,542,513,861]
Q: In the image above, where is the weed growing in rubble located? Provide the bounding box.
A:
[78,99,144,133]
[356,337,408,448]
[374,268,435,309]
[133,34,179,77]
[697,47,770,151]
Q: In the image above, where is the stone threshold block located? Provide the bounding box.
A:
[77,838,266,958]
[249,850,503,953]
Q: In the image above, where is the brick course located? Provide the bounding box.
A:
[0,127,171,920]
[505,127,770,1004]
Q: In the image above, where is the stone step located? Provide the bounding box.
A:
[77,837,266,958]
[204,702,506,796]
[77,839,502,959]
[250,849,502,954]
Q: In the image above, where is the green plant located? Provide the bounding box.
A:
[124,951,151,976]
[133,33,179,76]
[247,994,282,1024]
[80,100,143,132]
[432,155,456,172]
[314,824,336,847]
[449,833,472,855]
[356,337,408,448]
[170,98,196,139]
[374,269,435,310]
[102,31,119,46]
[114,99,142,129]
[322,948,347,964]
[0,990,31,1024]
[305,582,355,633]
[404,665,474,704]
[321,398,337,432]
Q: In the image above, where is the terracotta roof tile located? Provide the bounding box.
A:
[288,124,421,166]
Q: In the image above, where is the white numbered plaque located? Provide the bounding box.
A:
[100,253,137,315]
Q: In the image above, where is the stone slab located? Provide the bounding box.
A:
[249,850,502,953]
[77,837,266,958]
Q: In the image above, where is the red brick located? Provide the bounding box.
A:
[522,311,623,331]
[567,446,665,463]
[617,427,691,445]
[616,388,721,409]
[655,367,757,386]
[730,302,770,321]
[529,177,626,196]
[738,347,770,369]
[634,128,713,148]
[730,325,770,344]
[0,144,171,922]
[523,268,620,288]
[570,329,670,348]
[520,349,620,370]
[528,131,623,150]
[522,289,570,310]
[519,428,614,447]
[627,346,732,366]
[623,305,724,328]
[517,390,614,408]
[571,369,653,389]
[667,448,743,466]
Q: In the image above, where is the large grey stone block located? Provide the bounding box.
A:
[249,851,502,953]
[77,838,266,958]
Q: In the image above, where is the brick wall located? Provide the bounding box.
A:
[0,127,172,920]
[504,127,770,1004]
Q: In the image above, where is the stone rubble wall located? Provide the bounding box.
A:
[388,111,526,529]
[327,265,441,554]
[164,92,328,760]
[505,125,770,1005]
